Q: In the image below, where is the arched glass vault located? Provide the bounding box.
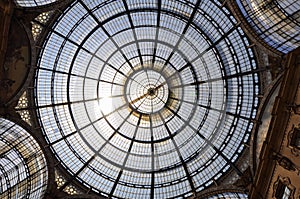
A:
[206,192,248,199]
[34,0,260,198]
[236,0,300,53]
[0,118,48,199]
[14,0,58,7]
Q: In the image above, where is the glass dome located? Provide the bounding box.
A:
[0,118,48,198]
[34,0,260,198]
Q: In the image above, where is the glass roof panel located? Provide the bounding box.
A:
[0,118,48,198]
[206,192,248,199]
[14,0,57,7]
[236,0,300,53]
[35,0,260,198]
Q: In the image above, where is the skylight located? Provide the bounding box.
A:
[0,118,48,198]
[34,0,260,198]
[14,0,57,7]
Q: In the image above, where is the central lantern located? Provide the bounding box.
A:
[35,0,260,198]
[124,68,171,115]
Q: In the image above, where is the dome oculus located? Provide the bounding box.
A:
[125,68,170,114]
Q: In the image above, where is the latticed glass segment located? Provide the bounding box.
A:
[0,118,48,199]
[236,0,300,53]
[34,0,260,198]
[14,0,57,7]
[206,192,248,198]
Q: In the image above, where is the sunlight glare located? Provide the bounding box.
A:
[99,97,113,114]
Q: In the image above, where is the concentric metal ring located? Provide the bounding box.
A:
[35,0,260,198]
[125,68,170,114]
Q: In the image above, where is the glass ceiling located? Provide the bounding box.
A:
[0,118,48,198]
[236,0,300,53]
[34,0,260,198]
[206,192,248,199]
[14,0,57,7]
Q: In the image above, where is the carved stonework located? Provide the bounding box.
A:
[0,79,15,90]
[272,176,295,199]
[272,153,300,175]
[279,157,295,171]
[286,103,300,115]
[287,124,300,156]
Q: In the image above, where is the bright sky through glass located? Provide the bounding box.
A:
[35,0,260,198]
[0,118,48,198]
[14,0,57,7]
